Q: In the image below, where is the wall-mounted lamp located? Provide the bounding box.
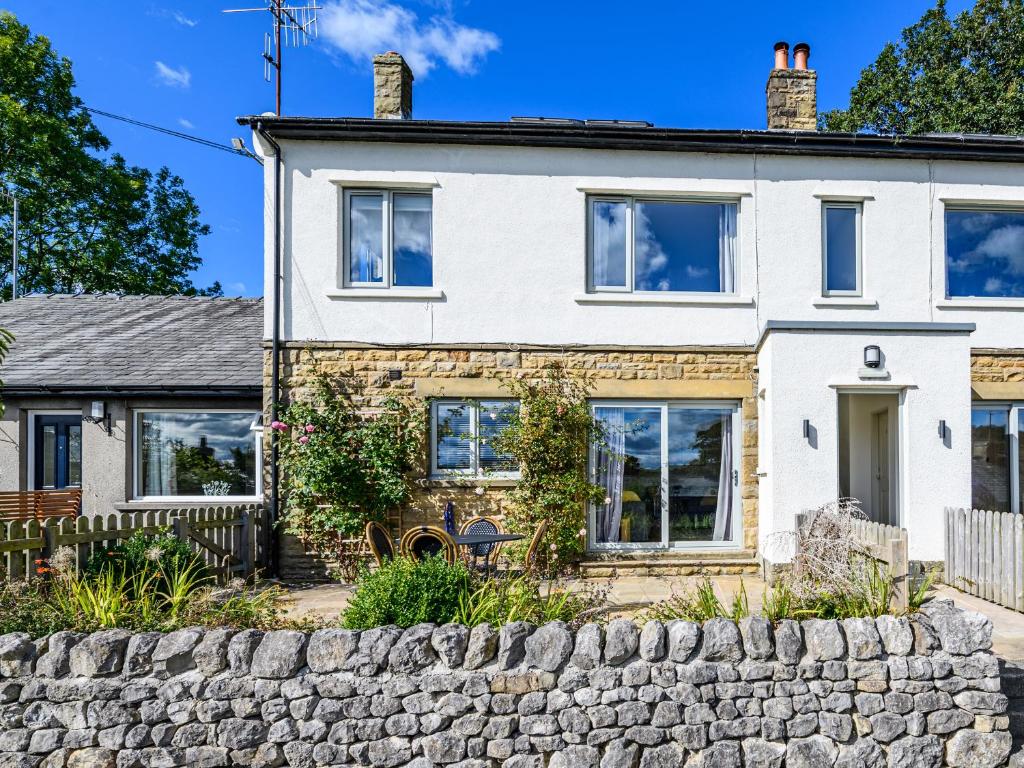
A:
[802,419,811,439]
[864,345,882,369]
[88,400,111,435]
[938,419,947,439]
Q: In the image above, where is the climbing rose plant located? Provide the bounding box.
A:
[275,372,426,552]
[490,361,606,566]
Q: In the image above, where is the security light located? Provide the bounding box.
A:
[864,345,882,369]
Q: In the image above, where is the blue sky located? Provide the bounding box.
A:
[4,0,973,298]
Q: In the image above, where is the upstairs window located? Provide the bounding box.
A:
[946,207,1024,299]
[345,190,433,288]
[822,202,862,296]
[431,400,519,478]
[588,197,738,294]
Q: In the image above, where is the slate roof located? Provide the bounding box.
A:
[0,294,263,394]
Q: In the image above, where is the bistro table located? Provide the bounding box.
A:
[454,532,525,578]
[396,531,525,578]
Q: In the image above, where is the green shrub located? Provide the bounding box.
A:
[84,529,204,594]
[342,556,471,629]
[0,579,65,637]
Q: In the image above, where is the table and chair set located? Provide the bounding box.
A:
[364,516,549,578]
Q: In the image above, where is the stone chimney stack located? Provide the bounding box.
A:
[373,52,414,119]
[766,41,817,131]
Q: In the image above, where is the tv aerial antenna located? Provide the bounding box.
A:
[224,1,321,115]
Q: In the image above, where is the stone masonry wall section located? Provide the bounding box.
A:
[268,345,759,581]
[0,600,1015,768]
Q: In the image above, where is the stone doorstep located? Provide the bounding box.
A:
[580,549,760,578]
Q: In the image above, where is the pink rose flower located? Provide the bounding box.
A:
[305,424,315,433]
[298,435,310,445]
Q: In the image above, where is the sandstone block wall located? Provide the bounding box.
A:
[0,601,1014,768]
[269,345,759,581]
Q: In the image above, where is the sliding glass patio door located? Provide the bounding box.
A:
[590,401,740,550]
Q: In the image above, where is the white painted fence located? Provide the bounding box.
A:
[944,507,1024,612]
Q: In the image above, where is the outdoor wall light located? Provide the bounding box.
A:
[864,345,882,369]
[939,419,947,439]
[89,401,111,435]
[803,419,811,439]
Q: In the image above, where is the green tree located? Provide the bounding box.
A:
[821,0,1024,135]
[0,327,12,416]
[0,12,218,297]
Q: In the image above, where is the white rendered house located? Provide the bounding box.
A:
[242,46,1024,577]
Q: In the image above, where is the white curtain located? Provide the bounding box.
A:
[594,409,626,543]
[719,204,737,293]
[712,413,734,541]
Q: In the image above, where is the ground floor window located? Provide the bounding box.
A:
[971,404,1022,513]
[431,400,519,478]
[590,401,739,548]
[135,411,260,499]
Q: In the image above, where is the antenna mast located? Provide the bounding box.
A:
[224,0,320,114]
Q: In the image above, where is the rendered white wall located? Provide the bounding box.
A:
[757,329,973,563]
[257,137,1024,349]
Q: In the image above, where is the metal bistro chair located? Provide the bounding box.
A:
[459,515,505,573]
[365,521,395,568]
[400,526,459,565]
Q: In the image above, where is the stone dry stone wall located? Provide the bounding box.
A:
[0,600,1015,768]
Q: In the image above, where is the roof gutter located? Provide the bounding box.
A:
[236,117,1024,164]
[256,119,283,579]
[0,386,260,398]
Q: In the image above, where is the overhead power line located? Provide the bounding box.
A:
[85,107,259,161]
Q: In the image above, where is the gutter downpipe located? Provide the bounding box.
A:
[257,121,283,578]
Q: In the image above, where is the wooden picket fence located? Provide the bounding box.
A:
[0,504,267,583]
[795,510,910,612]
[945,507,1024,612]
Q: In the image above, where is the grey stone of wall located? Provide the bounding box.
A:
[766,69,817,131]
[0,600,1014,767]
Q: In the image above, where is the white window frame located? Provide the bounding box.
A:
[586,196,739,296]
[587,399,742,552]
[821,201,863,297]
[971,402,1021,514]
[430,399,520,479]
[944,204,1024,301]
[132,408,263,502]
[343,188,433,289]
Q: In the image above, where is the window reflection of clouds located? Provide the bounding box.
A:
[634,202,725,292]
[947,210,1024,297]
[349,195,384,283]
[393,194,432,287]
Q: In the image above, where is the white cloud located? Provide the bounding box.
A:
[171,10,198,28]
[226,282,247,295]
[155,62,191,89]
[177,118,195,130]
[968,224,1024,276]
[319,0,499,77]
[984,277,1006,294]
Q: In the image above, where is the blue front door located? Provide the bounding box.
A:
[34,415,82,490]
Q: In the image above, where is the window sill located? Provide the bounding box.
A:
[420,477,519,488]
[574,293,754,307]
[812,297,878,308]
[936,298,1024,310]
[116,498,262,510]
[326,288,445,300]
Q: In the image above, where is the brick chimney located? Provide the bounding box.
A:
[373,52,413,119]
[766,42,817,131]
